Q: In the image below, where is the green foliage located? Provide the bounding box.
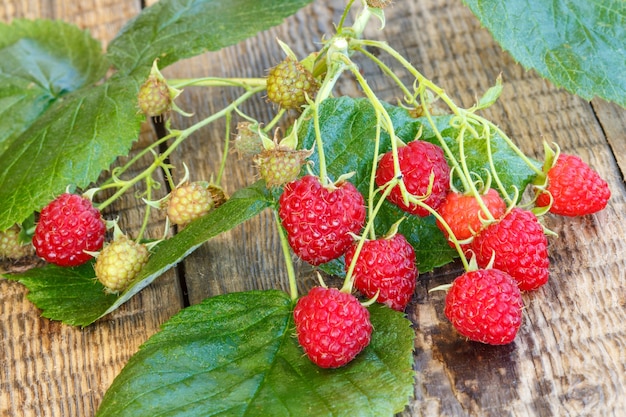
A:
[299,97,540,272]
[96,290,415,417]
[0,0,314,231]
[5,182,272,326]
[463,0,626,107]
[107,0,315,78]
[0,76,145,231]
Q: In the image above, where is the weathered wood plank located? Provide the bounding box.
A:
[0,1,184,416]
[1,0,625,416]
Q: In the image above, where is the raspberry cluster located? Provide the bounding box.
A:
[275,135,610,366]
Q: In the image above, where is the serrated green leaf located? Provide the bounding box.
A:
[299,97,539,273]
[463,0,626,107]
[0,19,108,161]
[4,182,272,326]
[0,75,144,231]
[107,0,314,78]
[96,290,415,417]
[2,262,117,327]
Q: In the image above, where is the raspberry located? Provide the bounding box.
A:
[345,233,417,311]
[137,73,171,117]
[254,148,311,188]
[444,268,523,345]
[95,235,149,293]
[293,286,372,368]
[536,153,610,216]
[166,182,214,227]
[33,193,106,267]
[471,208,549,291]
[137,60,180,117]
[436,188,506,246]
[266,57,319,110]
[0,224,33,260]
[278,175,366,265]
[375,140,451,217]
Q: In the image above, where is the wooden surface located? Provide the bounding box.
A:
[1,1,625,416]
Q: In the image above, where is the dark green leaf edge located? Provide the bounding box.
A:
[4,181,272,326]
[96,290,415,417]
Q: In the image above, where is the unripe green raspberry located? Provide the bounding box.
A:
[95,236,149,294]
[0,225,33,260]
[254,148,312,188]
[137,74,171,117]
[166,182,214,226]
[266,57,319,110]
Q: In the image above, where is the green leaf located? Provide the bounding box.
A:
[4,182,272,326]
[2,262,117,327]
[463,0,626,107]
[96,290,415,417]
[299,97,539,272]
[0,19,108,163]
[107,0,314,78]
[0,75,144,231]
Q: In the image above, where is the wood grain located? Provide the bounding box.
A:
[1,0,625,416]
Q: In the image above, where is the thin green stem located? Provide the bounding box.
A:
[341,180,397,293]
[168,77,266,90]
[336,0,356,32]
[274,210,298,301]
[216,112,231,186]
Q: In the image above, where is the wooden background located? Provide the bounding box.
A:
[1,0,625,416]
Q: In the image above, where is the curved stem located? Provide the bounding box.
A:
[168,77,266,90]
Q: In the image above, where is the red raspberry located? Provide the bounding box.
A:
[345,233,417,311]
[444,268,523,345]
[33,193,106,267]
[293,286,372,368]
[375,140,450,217]
[470,208,549,291]
[278,175,366,265]
[436,188,506,246]
[536,153,610,216]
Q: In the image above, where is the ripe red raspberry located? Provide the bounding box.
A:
[375,140,450,217]
[95,235,149,293]
[444,268,523,345]
[33,193,106,267]
[278,175,366,265]
[436,188,506,246]
[536,153,611,216]
[293,286,372,368]
[471,208,549,291]
[166,182,214,227]
[266,57,319,110]
[345,233,417,311]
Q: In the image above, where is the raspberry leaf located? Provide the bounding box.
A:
[0,19,108,190]
[299,97,540,272]
[107,0,315,78]
[0,76,144,231]
[463,0,626,107]
[4,182,272,326]
[96,290,415,417]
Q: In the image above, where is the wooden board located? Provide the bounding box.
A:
[1,0,625,416]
